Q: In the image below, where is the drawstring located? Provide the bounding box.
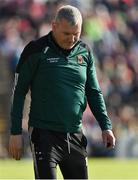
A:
[67,133,71,154]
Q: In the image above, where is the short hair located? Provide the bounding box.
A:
[55,5,82,26]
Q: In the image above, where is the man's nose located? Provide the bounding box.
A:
[69,35,75,42]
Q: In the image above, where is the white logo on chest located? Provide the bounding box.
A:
[43,46,59,63]
[47,57,59,63]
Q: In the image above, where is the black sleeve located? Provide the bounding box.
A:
[16,41,35,73]
[10,41,39,134]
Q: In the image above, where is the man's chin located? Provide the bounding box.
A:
[63,44,74,50]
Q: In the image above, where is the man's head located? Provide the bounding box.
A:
[52,5,82,50]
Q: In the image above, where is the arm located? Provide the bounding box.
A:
[10,42,36,135]
[85,52,115,148]
[9,41,39,159]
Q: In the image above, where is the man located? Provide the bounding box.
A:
[9,5,115,179]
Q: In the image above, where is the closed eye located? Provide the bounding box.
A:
[63,32,79,36]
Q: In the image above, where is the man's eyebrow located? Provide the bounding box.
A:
[63,32,80,35]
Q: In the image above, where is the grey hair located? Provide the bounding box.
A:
[55,5,82,26]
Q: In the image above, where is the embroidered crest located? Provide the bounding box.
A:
[77,55,83,64]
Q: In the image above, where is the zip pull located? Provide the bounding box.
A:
[67,133,71,154]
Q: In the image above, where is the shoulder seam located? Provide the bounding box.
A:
[16,35,49,73]
[79,41,92,64]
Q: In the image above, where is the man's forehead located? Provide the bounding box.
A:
[62,29,81,35]
[58,18,81,27]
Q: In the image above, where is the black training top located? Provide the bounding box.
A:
[11,31,112,134]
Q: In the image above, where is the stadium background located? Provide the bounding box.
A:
[0,0,138,179]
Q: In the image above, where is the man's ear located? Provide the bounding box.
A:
[52,21,57,31]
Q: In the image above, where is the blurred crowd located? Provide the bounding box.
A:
[0,0,138,158]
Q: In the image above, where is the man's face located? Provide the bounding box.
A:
[52,19,82,50]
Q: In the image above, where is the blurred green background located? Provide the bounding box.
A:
[0,158,138,179]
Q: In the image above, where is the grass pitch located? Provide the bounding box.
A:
[0,158,138,179]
